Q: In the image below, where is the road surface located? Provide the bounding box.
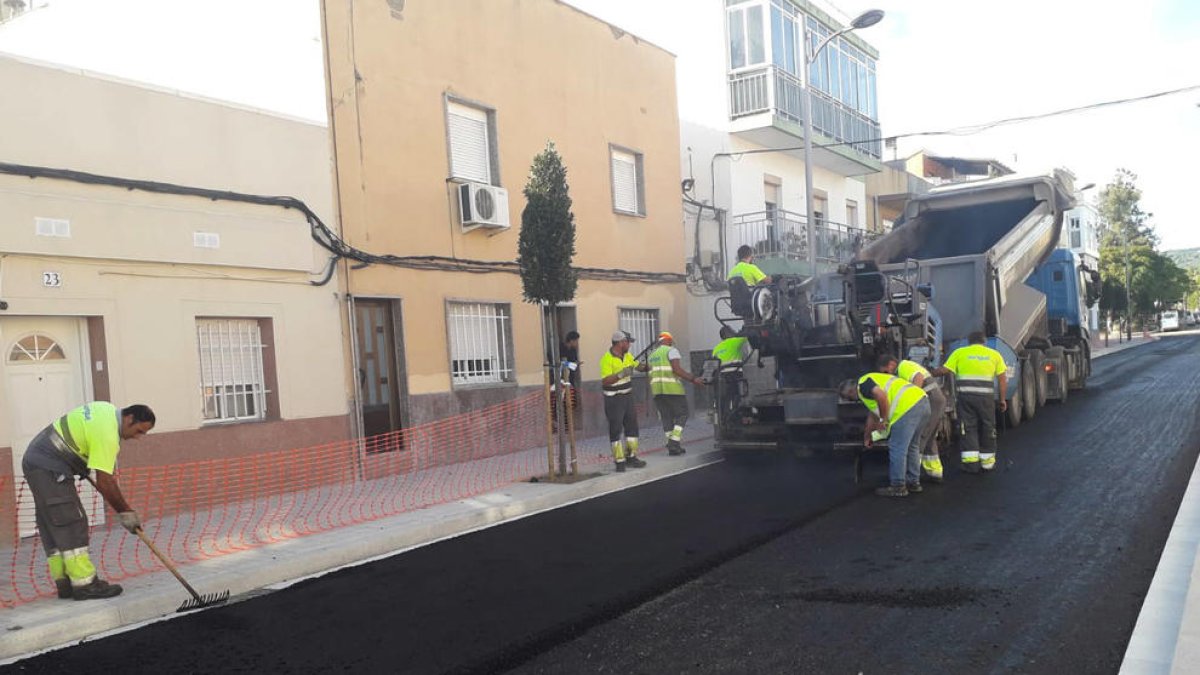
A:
[4,335,1196,674]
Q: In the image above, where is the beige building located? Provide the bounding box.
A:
[0,53,350,533]
[863,161,933,234]
[321,0,687,437]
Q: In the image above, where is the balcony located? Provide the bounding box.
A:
[728,66,882,174]
[731,208,879,273]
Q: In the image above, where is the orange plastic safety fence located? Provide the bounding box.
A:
[2,389,708,608]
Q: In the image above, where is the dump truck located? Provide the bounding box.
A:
[713,169,1099,455]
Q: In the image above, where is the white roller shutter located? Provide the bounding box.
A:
[611,149,639,214]
[448,102,491,184]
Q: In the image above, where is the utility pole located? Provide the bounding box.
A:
[1123,223,1133,341]
[801,9,884,277]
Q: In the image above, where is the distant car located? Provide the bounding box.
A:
[1186,312,1198,328]
[1161,311,1181,332]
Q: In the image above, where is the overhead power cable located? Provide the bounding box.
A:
[0,162,684,284]
[716,83,1200,159]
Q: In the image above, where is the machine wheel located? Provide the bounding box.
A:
[1029,349,1047,408]
[1005,388,1022,428]
[1021,360,1037,421]
[1071,341,1091,390]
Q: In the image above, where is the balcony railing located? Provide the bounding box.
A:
[728,66,882,159]
[731,209,880,266]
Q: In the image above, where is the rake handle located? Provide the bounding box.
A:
[84,475,201,602]
[132,527,202,602]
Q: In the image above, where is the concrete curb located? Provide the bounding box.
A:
[1120,449,1200,674]
[1093,336,1159,360]
[0,449,722,662]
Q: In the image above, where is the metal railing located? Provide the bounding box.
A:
[731,209,879,265]
[728,66,882,159]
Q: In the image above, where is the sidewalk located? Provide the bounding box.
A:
[0,436,721,662]
[1091,331,1159,359]
[1116,331,1200,674]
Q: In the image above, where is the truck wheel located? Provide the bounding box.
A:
[1029,349,1047,407]
[1021,361,1037,421]
[1071,341,1091,390]
[1006,390,1022,428]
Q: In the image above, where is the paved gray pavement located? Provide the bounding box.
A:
[2,332,1195,672]
[0,434,720,662]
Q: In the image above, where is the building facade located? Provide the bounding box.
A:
[680,0,884,346]
[0,54,351,533]
[1062,202,1102,331]
[320,0,688,439]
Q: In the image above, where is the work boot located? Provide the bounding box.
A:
[54,578,73,600]
[906,482,923,494]
[961,462,981,474]
[924,474,945,484]
[667,440,685,456]
[626,456,647,469]
[614,461,627,473]
[72,578,123,600]
[874,485,908,498]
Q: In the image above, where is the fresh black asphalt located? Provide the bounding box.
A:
[4,335,1197,674]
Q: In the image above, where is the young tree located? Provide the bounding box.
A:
[1098,168,1155,250]
[517,142,577,476]
[1097,169,1156,333]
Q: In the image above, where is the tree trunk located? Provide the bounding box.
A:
[547,303,567,476]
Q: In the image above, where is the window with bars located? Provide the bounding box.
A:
[610,146,645,216]
[447,302,514,386]
[447,100,495,185]
[619,308,660,354]
[196,318,268,423]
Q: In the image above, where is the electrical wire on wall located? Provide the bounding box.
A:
[0,162,687,286]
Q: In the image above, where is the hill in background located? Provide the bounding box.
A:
[1164,248,1200,273]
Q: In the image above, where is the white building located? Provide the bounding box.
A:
[1062,202,1102,331]
[679,0,883,346]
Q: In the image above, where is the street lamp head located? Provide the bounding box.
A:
[850,9,885,29]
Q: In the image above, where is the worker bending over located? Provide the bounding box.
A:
[879,353,947,483]
[839,370,931,497]
[22,402,156,600]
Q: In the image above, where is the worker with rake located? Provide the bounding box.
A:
[22,402,155,600]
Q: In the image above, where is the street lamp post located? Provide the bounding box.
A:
[802,9,884,276]
[1123,225,1133,341]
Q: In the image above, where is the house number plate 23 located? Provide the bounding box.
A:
[42,271,63,288]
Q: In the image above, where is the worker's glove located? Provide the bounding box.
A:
[117,511,141,534]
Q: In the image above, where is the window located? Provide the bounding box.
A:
[447,301,514,386]
[619,308,660,352]
[610,146,645,216]
[1069,216,1083,249]
[727,4,765,70]
[770,4,797,74]
[846,200,859,228]
[813,193,828,226]
[8,334,65,362]
[196,319,268,423]
[803,16,878,124]
[446,100,495,184]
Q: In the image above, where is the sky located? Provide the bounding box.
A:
[564,0,1200,250]
[0,0,1196,247]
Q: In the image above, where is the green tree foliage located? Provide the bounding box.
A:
[1098,168,1155,250]
[518,142,578,305]
[1096,168,1194,326]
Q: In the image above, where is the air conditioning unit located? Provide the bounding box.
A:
[458,182,510,232]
